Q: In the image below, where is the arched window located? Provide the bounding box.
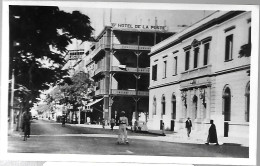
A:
[162,95,166,115]
[192,95,198,119]
[245,82,250,122]
[153,96,157,115]
[223,86,231,121]
[172,94,176,119]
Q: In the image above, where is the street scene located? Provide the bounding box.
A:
[3,2,257,164]
[8,118,248,157]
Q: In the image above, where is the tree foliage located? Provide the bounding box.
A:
[47,72,94,109]
[9,6,94,108]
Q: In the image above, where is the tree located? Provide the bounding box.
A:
[9,6,94,112]
[56,72,93,108]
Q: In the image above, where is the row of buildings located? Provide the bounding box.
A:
[60,10,251,140]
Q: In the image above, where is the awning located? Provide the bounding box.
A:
[85,98,103,107]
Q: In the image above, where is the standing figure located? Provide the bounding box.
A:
[61,115,66,127]
[22,110,31,141]
[205,120,219,145]
[117,111,129,144]
[185,117,192,137]
[161,122,165,136]
[110,118,115,130]
[102,119,105,128]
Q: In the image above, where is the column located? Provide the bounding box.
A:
[196,88,201,120]
[206,86,211,120]
[187,90,191,118]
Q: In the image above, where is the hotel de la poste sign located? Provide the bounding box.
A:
[111,23,168,31]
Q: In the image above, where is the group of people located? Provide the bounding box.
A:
[57,110,217,145]
[185,117,219,145]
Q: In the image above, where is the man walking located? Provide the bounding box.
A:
[22,110,32,141]
[185,117,192,137]
[110,118,115,130]
[117,111,129,144]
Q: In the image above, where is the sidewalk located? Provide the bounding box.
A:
[67,123,249,147]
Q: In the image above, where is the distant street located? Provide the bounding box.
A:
[8,119,249,157]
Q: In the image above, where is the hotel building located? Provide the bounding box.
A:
[87,23,176,124]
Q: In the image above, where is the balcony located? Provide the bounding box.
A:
[181,65,212,81]
[95,89,106,96]
[91,44,110,59]
[113,44,151,51]
[94,67,105,76]
[111,66,149,74]
[110,89,149,97]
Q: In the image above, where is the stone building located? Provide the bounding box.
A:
[148,11,251,140]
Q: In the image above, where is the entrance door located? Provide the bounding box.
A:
[223,87,231,137]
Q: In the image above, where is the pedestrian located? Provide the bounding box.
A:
[205,120,219,145]
[110,118,115,130]
[117,111,129,144]
[61,115,66,127]
[22,110,32,141]
[185,117,192,137]
[161,122,165,136]
[102,119,105,128]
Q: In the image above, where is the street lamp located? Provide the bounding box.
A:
[133,33,142,121]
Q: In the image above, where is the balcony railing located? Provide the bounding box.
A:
[181,65,212,80]
[111,66,149,73]
[113,44,151,51]
[94,67,105,76]
[110,89,149,96]
[91,44,110,59]
[95,89,106,96]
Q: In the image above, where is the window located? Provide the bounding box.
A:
[203,43,210,65]
[162,95,166,115]
[153,97,157,115]
[248,27,251,44]
[172,95,176,119]
[152,64,157,81]
[185,50,190,71]
[223,87,231,121]
[173,56,178,75]
[245,83,250,122]
[194,47,199,68]
[163,61,167,78]
[225,34,233,61]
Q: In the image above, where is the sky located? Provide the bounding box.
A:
[59,7,215,49]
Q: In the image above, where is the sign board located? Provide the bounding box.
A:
[111,23,168,31]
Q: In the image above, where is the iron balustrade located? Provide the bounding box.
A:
[110,89,149,96]
[111,66,149,73]
[113,44,151,51]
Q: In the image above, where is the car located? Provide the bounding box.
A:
[32,115,38,120]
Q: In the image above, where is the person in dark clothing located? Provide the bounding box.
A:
[110,118,115,130]
[22,110,31,141]
[185,117,192,137]
[61,115,66,127]
[205,120,219,145]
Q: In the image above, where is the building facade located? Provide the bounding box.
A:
[148,11,251,140]
[88,23,176,124]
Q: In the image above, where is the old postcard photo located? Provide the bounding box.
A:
[1,1,259,165]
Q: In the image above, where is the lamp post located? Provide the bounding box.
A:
[10,69,15,132]
[133,33,141,121]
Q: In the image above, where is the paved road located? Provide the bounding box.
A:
[8,119,249,158]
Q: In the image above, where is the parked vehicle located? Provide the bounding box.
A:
[32,115,38,120]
